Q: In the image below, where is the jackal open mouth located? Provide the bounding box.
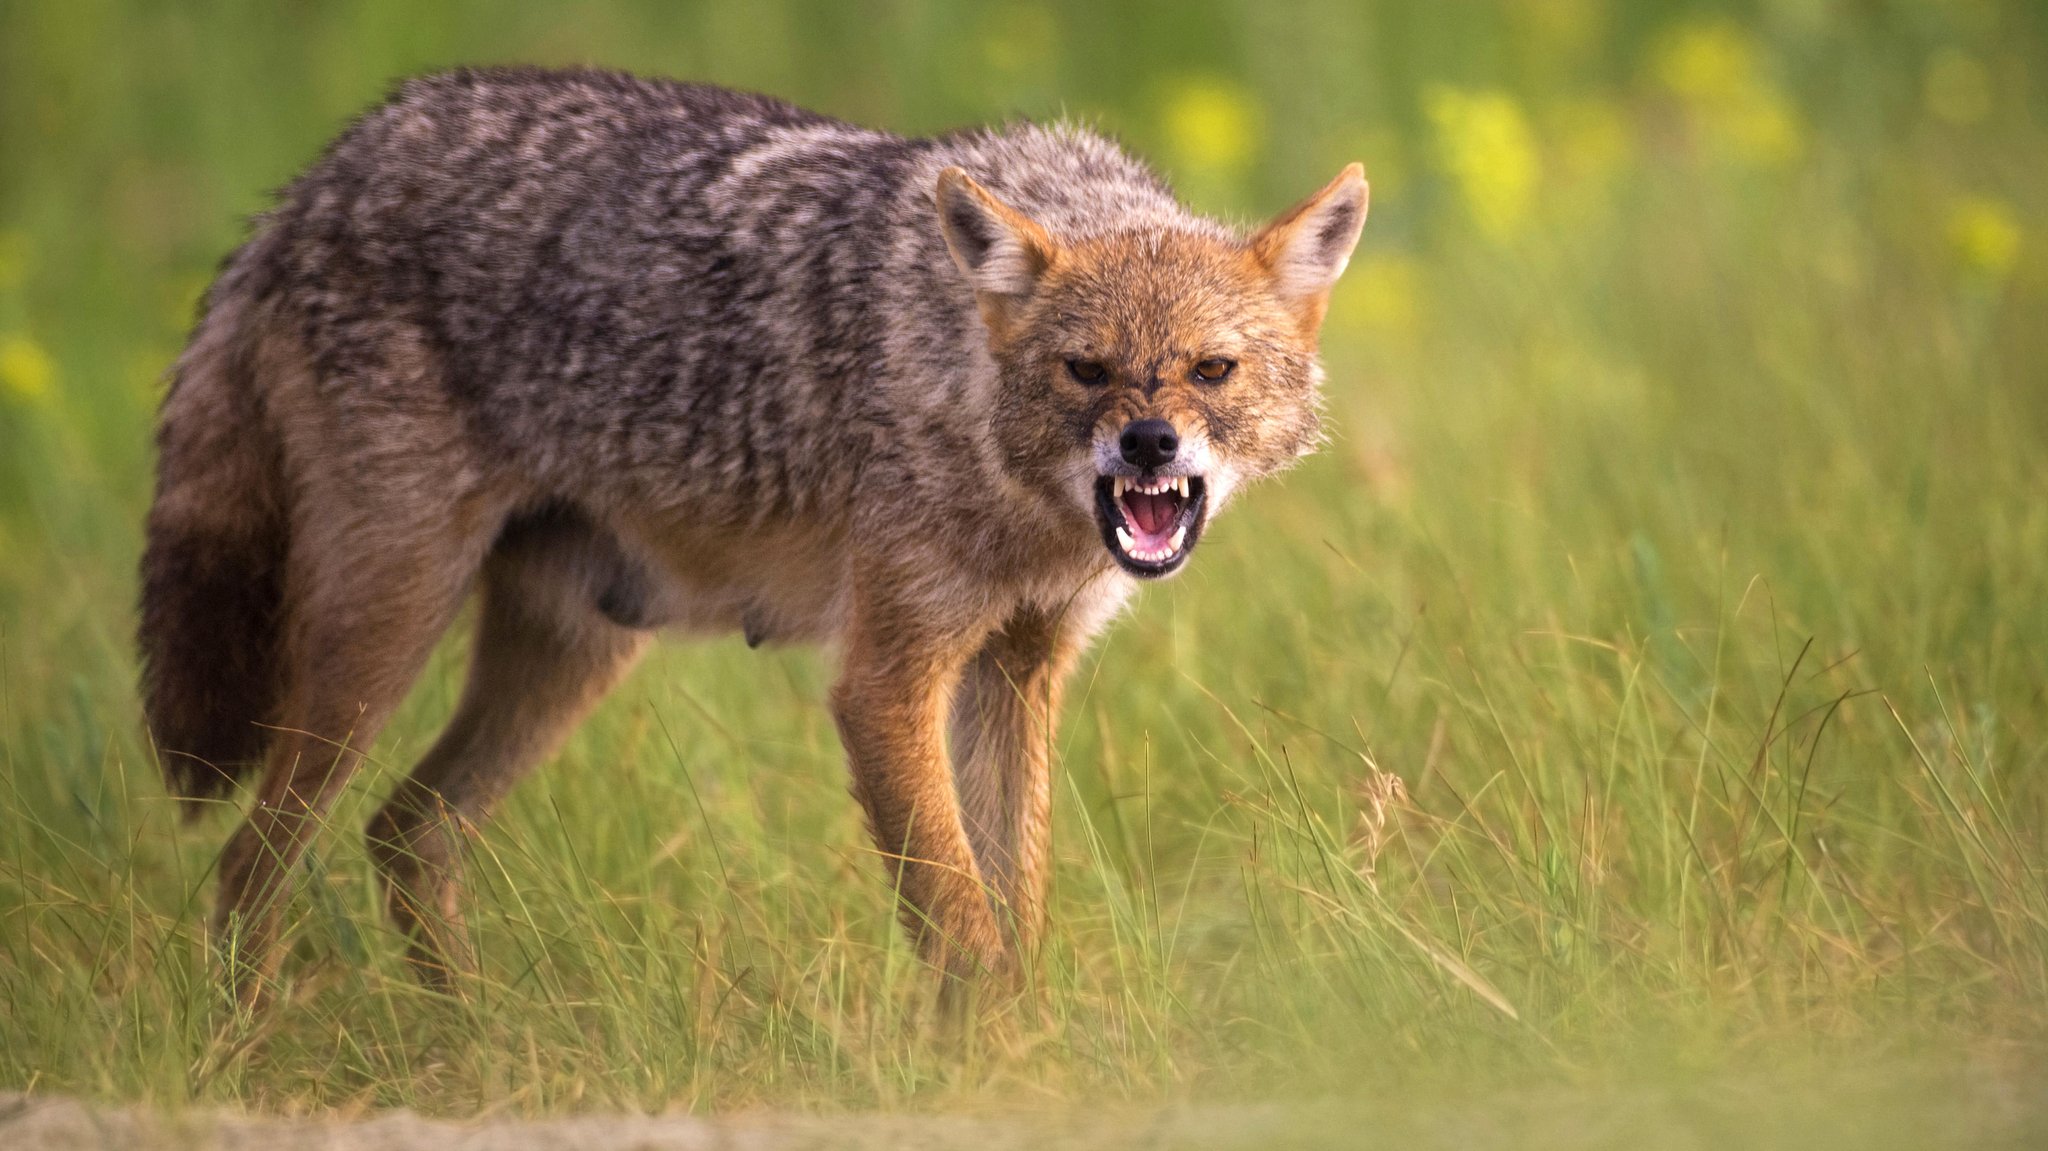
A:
[1094,473,1208,577]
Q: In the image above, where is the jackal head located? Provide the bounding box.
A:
[938,163,1367,578]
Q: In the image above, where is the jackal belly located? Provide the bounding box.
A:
[610,514,853,648]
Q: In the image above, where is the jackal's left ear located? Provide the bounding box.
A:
[936,167,1058,331]
[1252,163,1369,329]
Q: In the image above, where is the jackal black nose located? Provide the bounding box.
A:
[1119,419,1179,469]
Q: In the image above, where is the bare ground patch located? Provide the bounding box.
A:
[7,1067,2047,1151]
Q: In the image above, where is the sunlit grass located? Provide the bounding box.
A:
[2,0,2046,1137]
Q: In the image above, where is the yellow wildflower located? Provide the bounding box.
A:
[1655,20,1750,100]
[1425,87,1540,241]
[0,333,56,402]
[1948,197,2021,280]
[1652,19,1803,167]
[1162,79,1259,175]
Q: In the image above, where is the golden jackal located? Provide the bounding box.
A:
[139,68,1366,1004]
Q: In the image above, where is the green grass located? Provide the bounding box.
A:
[3,0,2047,1137]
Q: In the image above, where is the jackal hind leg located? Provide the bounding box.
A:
[213,501,500,1010]
[366,512,650,989]
[950,606,1078,967]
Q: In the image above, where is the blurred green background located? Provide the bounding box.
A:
[2,0,2047,1136]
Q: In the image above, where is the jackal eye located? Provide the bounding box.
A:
[1065,359,1109,385]
[1192,358,1236,383]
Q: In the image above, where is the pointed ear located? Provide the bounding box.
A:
[1252,163,1369,329]
[936,166,1058,331]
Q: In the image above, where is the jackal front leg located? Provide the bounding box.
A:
[950,606,1078,960]
[832,596,1005,984]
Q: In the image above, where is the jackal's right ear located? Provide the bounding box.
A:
[936,167,1058,331]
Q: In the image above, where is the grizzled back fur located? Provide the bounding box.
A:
[239,69,1200,525]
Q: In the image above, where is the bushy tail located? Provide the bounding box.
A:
[139,285,290,807]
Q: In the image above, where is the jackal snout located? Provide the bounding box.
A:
[1117,418,1179,471]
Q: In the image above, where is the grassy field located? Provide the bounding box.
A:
[3,0,2047,1138]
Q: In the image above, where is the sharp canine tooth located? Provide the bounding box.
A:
[1116,526,1135,553]
[1178,477,1190,499]
[1169,525,1187,552]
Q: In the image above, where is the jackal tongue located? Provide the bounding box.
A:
[1122,490,1179,536]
